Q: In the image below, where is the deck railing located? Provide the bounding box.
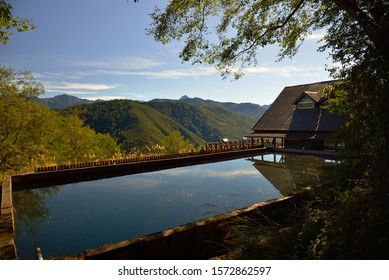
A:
[34,141,263,173]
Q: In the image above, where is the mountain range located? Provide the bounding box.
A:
[38,94,270,151]
[153,95,269,120]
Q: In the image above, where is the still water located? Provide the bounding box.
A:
[13,153,333,259]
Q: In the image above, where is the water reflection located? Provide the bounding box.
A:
[13,187,60,236]
[13,153,333,259]
[248,153,333,195]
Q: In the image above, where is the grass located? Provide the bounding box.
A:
[219,181,389,260]
[220,204,304,260]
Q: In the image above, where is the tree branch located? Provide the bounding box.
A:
[231,0,306,61]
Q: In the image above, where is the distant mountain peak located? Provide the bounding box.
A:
[38,94,95,109]
[179,95,190,100]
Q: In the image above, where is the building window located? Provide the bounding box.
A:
[297,96,314,109]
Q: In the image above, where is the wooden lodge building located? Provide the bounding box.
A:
[248,81,347,151]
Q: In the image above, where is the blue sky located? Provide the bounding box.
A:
[1,0,333,105]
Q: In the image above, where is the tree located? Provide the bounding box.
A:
[149,1,389,78]
[0,0,35,45]
[0,67,121,177]
[148,1,389,258]
[161,130,194,155]
[0,66,47,173]
[50,112,120,164]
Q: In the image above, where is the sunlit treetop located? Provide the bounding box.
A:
[148,0,389,79]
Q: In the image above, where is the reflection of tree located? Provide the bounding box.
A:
[13,186,60,235]
[249,155,333,195]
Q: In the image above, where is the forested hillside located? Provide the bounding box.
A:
[147,100,253,141]
[66,99,256,151]
[40,94,268,121]
[67,100,204,151]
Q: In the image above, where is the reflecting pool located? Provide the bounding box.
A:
[13,153,333,259]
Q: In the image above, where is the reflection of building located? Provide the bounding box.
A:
[248,81,346,150]
[248,154,330,195]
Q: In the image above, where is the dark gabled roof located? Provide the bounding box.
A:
[251,80,346,132]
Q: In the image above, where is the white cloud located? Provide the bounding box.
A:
[95,67,218,79]
[306,33,325,41]
[84,96,128,101]
[90,64,324,80]
[145,67,218,79]
[244,65,324,77]
[42,82,121,97]
[72,56,164,70]
[44,89,98,95]
[62,83,117,90]
[45,82,118,91]
[34,72,83,80]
